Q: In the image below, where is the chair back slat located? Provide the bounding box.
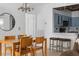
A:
[20,37,32,49]
[35,37,44,44]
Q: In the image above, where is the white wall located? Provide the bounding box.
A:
[31,3,77,49]
[31,3,74,37]
[0,3,25,37]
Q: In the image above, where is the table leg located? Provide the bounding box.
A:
[4,44,6,56]
[45,39,47,56]
[0,43,2,56]
[12,43,16,56]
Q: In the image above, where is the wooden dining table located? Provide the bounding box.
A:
[0,40,19,56]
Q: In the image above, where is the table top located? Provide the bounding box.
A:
[0,39,19,45]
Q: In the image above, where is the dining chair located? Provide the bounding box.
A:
[15,37,34,56]
[17,35,31,52]
[5,36,16,55]
[33,37,47,56]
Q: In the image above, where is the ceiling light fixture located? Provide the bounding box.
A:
[18,3,34,12]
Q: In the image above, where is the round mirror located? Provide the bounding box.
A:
[0,13,15,31]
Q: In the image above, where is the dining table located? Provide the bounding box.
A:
[0,38,47,56]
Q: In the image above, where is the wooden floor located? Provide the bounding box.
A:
[33,49,61,56]
[2,49,61,56]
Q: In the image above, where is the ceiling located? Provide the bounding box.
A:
[54,4,79,11]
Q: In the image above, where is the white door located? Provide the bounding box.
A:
[25,13,36,37]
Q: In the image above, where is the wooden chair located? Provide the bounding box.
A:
[17,35,32,53]
[33,37,47,56]
[5,36,16,55]
[15,37,34,56]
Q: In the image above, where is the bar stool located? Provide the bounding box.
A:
[59,39,71,52]
[50,37,60,51]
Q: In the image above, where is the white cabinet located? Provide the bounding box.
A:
[25,13,36,37]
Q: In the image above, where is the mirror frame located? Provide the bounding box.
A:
[0,13,15,31]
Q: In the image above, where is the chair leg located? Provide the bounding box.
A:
[25,53,28,56]
[0,43,2,56]
[42,48,44,56]
[31,51,35,56]
[32,48,36,56]
[30,53,32,56]
[10,49,12,56]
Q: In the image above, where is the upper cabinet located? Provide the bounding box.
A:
[53,4,79,33]
[53,9,79,33]
[54,13,72,27]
